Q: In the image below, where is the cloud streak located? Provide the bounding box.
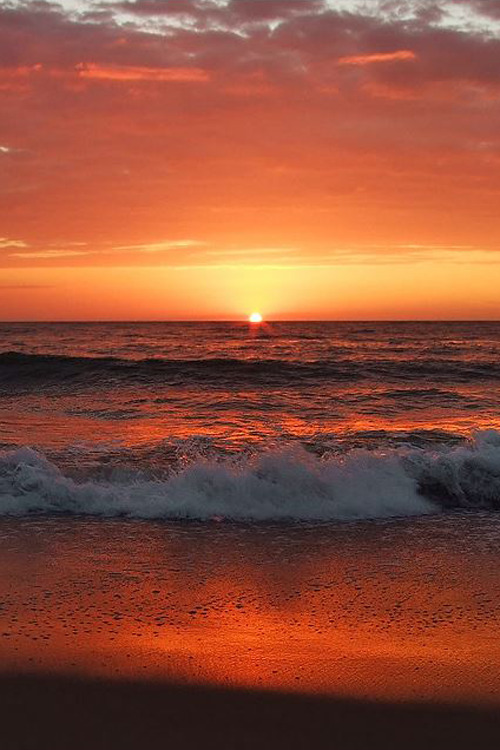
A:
[338,50,417,66]
[8,250,89,259]
[76,63,210,83]
[0,238,28,249]
[112,241,208,253]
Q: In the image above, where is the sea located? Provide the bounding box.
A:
[1,320,499,521]
[2,320,500,701]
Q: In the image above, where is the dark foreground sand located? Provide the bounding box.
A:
[2,672,500,750]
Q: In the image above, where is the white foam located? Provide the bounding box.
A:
[0,444,426,521]
[1,432,499,521]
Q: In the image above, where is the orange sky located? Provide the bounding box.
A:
[1,0,499,320]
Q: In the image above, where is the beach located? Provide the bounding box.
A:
[1,514,500,748]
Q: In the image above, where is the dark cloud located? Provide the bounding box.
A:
[1,1,499,87]
[228,0,326,21]
[469,0,500,19]
[114,0,326,21]
[113,0,201,16]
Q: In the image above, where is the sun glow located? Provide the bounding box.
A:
[249,312,263,324]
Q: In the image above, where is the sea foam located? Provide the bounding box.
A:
[1,431,499,521]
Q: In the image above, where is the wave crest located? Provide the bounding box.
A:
[1,431,500,521]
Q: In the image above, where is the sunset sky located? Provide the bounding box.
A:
[1,0,499,320]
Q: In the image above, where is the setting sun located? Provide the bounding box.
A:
[249,313,263,324]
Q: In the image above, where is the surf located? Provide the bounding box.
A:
[1,431,499,521]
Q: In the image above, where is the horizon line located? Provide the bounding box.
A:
[0,319,499,325]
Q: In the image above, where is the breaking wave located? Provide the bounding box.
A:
[1,431,500,521]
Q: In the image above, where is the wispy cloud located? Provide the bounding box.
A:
[51,241,89,248]
[197,247,298,257]
[113,240,207,253]
[76,64,210,83]
[169,244,500,269]
[0,238,28,249]
[9,249,88,258]
[338,50,417,66]
[4,240,208,260]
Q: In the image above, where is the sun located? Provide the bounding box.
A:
[249,312,263,324]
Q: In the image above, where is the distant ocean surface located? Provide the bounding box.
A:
[1,321,500,521]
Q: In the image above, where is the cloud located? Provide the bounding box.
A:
[113,240,207,253]
[114,0,326,23]
[113,0,202,16]
[76,63,210,83]
[468,0,500,20]
[228,0,326,21]
[9,250,89,258]
[338,50,417,66]
[0,238,28,249]
[198,247,298,257]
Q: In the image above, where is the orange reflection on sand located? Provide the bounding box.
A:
[1,517,500,704]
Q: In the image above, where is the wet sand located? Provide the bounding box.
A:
[1,515,500,748]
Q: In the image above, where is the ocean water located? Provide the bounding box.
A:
[1,321,500,521]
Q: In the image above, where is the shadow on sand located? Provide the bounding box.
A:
[1,672,499,750]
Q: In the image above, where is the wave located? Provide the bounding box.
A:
[1,351,500,388]
[1,431,499,521]
[0,351,351,386]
